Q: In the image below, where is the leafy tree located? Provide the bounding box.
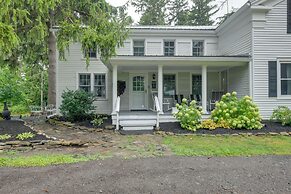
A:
[132,0,169,25]
[188,0,218,26]
[0,0,129,105]
[168,0,190,25]
[0,67,23,107]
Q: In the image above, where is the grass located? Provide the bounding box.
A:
[0,152,111,167]
[163,135,291,157]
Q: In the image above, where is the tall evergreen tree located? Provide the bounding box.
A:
[188,0,218,25]
[0,0,129,105]
[168,0,190,25]
[132,0,169,25]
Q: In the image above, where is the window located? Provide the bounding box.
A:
[94,74,106,98]
[84,48,97,58]
[288,0,291,33]
[163,74,176,97]
[280,63,291,95]
[192,75,202,95]
[79,74,91,93]
[133,40,145,56]
[133,76,145,91]
[164,41,175,56]
[192,41,204,56]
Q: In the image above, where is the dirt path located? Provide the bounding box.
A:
[0,156,290,194]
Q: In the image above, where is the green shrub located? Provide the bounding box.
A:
[211,92,263,130]
[16,132,35,140]
[200,119,230,130]
[174,98,202,131]
[270,106,291,126]
[60,90,96,122]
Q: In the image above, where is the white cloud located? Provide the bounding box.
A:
[105,0,248,24]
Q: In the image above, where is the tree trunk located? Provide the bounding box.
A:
[48,30,57,105]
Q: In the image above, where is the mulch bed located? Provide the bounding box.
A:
[76,116,112,129]
[160,121,291,135]
[0,120,49,142]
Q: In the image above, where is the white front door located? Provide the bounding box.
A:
[130,74,148,110]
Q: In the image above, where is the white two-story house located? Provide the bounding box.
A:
[56,0,291,131]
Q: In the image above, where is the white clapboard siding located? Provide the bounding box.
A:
[253,0,291,118]
[146,41,163,56]
[228,65,250,99]
[177,41,191,56]
[56,43,112,115]
[116,41,131,55]
[217,9,252,56]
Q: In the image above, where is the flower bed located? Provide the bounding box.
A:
[160,121,291,135]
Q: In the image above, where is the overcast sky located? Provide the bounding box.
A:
[105,0,248,24]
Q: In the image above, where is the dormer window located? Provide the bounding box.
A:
[164,41,175,56]
[84,48,97,58]
[192,41,204,56]
[288,0,291,33]
[133,40,145,56]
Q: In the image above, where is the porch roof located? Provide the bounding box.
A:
[107,55,250,69]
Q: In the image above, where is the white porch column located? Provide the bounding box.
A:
[112,65,118,112]
[202,66,207,114]
[158,65,163,111]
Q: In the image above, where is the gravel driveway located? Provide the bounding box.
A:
[0,156,290,194]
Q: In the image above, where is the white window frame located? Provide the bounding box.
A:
[94,73,107,99]
[277,58,291,99]
[133,39,145,56]
[163,40,176,56]
[78,73,91,93]
[163,73,177,97]
[76,72,108,101]
[192,40,204,57]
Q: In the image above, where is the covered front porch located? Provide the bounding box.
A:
[109,56,251,130]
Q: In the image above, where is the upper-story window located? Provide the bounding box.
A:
[84,48,97,58]
[192,41,204,56]
[164,41,175,56]
[133,40,145,56]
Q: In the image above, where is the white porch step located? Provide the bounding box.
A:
[122,126,154,131]
[120,119,156,126]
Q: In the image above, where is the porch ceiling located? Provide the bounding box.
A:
[108,56,250,69]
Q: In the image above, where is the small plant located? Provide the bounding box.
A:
[91,118,103,127]
[211,92,263,130]
[271,106,291,126]
[16,132,35,140]
[174,98,202,131]
[0,134,11,140]
[200,119,218,130]
[60,90,97,122]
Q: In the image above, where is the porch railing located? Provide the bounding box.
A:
[114,96,121,130]
[154,96,162,128]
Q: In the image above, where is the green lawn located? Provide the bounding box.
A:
[0,152,108,167]
[163,135,291,157]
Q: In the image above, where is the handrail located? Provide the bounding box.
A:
[114,96,121,130]
[154,96,162,128]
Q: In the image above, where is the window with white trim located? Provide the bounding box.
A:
[79,74,91,93]
[133,40,145,56]
[280,63,291,95]
[164,41,175,56]
[94,74,106,98]
[192,41,204,56]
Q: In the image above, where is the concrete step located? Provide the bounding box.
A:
[122,126,154,131]
[120,120,156,127]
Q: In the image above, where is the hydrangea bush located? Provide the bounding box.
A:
[211,92,263,130]
[174,99,202,131]
[270,106,291,126]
